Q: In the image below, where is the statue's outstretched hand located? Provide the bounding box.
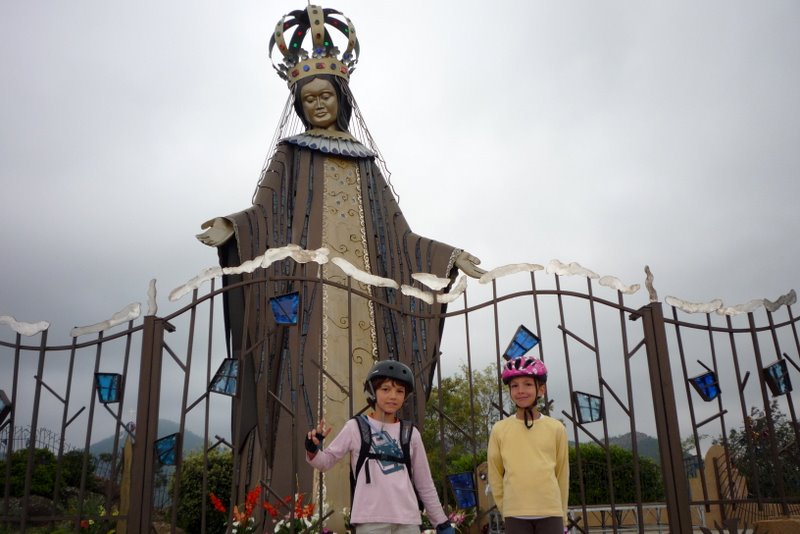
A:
[196,217,234,247]
[455,251,486,278]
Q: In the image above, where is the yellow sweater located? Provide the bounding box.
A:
[487,414,569,522]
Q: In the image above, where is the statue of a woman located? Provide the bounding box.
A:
[196,4,482,520]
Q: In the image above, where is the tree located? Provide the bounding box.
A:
[423,363,498,501]
[60,449,99,491]
[569,443,664,505]
[724,400,800,498]
[1,448,57,498]
[0,448,100,499]
[174,448,233,534]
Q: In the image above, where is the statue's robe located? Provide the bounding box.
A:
[216,130,460,521]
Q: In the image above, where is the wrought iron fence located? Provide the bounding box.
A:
[0,426,77,460]
[1,260,797,533]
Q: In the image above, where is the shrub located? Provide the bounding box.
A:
[1,448,57,498]
[569,443,664,505]
[174,448,233,534]
[0,448,101,499]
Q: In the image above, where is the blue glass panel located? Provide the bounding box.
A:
[270,291,300,325]
[447,472,477,509]
[0,390,11,426]
[689,371,719,402]
[573,391,603,423]
[502,325,540,360]
[764,360,792,397]
[94,373,122,404]
[155,433,180,465]
[209,358,239,396]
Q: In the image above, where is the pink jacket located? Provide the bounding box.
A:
[307,416,448,526]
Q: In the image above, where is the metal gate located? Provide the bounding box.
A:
[2,258,798,532]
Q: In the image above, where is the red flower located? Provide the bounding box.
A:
[80,519,90,529]
[209,492,227,513]
[245,486,261,515]
[263,500,280,519]
[294,493,306,516]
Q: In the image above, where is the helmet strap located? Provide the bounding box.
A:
[523,407,534,429]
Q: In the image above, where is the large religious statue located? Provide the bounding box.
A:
[196,4,483,526]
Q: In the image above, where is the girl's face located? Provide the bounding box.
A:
[509,376,544,409]
[374,379,407,416]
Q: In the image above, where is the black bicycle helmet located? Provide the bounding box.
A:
[364,360,414,397]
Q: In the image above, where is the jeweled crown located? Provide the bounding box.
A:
[269,5,359,87]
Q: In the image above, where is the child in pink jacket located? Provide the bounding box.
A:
[306,361,455,534]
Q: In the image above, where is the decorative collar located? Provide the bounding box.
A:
[283,130,375,158]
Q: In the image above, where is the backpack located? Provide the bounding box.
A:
[350,415,420,505]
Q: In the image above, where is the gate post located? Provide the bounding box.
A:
[127,316,170,533]
[635,302,693,532]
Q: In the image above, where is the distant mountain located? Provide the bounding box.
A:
[90,419,206,456]
[608,432,660,462]
[569,432,661,462]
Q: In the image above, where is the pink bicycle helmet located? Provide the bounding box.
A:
[502,355,548,384]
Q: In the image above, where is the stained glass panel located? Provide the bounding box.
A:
[764,359,792,397]
[689,371,720,402]
[209,358,239,396]
[573,391,603,423]
[155,433,180,466]
[0,390,11,427]
[447,471,477,509]
[94,373,123,404]
[270,291,300,325]
[502,325,540,360]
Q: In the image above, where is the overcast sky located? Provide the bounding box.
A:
[1,1,798,341]
[1,0,799,452]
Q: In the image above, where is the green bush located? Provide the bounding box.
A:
[1,448,57,497]
[0,448,101,499]
[60,449,100,491]
[569,443,664,505]
[174,448,233,534]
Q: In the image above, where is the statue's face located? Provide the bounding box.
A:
[300,77,339,130]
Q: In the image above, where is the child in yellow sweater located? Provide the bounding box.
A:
[487,356,569,534]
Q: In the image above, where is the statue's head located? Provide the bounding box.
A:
[292,74,352,131]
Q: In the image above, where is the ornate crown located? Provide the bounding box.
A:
[269,5,360,87]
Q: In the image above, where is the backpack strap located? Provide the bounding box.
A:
[399,419,414,479]
[400,419,424,512]
[350,416,421,510]
[350,415,373,501]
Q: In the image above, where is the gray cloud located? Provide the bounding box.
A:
[1,0,798,346]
